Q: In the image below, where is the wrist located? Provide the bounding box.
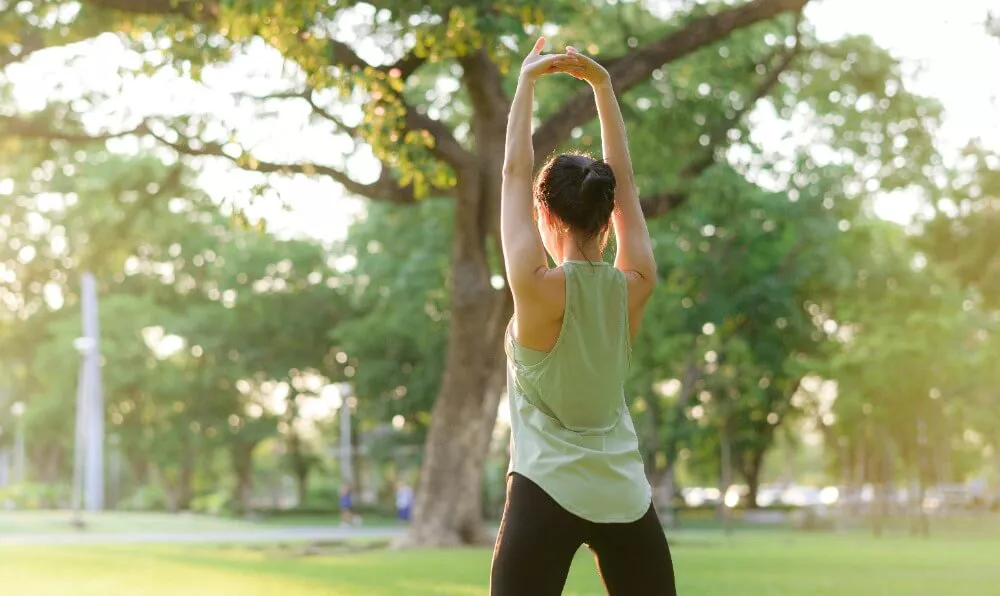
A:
[518,73,537,87]
[591,77,613,91]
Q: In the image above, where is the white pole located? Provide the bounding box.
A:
[81,272,104,512]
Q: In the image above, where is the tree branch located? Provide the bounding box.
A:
[1,112,420,204]
[0,115,147,143]
[640,191,688,218]
[640,6,805,217]
[459,49,510,127]
[304,92,358,133]
[322,40,471,168]
[78,1,457,173]
[0,30,46,69]
[683,13,803,179]
[237,86,471,168]
[533,0,810,160]
[401,104,474,167]
[328,40,369,72]
[234,89,360,135]
[83,0,218,20]
[146,127,418,204]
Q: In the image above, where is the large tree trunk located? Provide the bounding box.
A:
[719,418,735,536]
[37,444,62,484]
[402,290,509,546]
[659,360,701,526]
[871,434,891,538]
[645,390,664,481]
[288,430,310,507]
[351,413,363,499]
[177,446,195,511]
[401,134,512,546]
[231,440,256,517]
[286,393,312,507]
[294,462,309,508]
[742,447,766,509]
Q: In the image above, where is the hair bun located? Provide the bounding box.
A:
[580,162,616,205]
[577,161,616,236]
[533,153,617,241]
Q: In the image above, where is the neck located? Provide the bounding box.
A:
[556,240,604,264]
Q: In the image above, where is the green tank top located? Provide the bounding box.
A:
[505,260,652,523]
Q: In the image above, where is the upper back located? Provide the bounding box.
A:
[508,261,630,433]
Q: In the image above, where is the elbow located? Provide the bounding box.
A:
[641,257,659,288]
[645,263,660,289]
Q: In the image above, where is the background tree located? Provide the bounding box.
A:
[1,0,978,545]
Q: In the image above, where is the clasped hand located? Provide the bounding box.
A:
[519,37,609,87]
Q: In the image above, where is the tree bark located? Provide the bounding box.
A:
[35,444,62,484]
[351,413,364,499]
[659,360,701,526]
[177,443,195,511]
[230,440,256,517]
[743,447,766,509]
[401,122,512,545]
[287,429,311,507]
[719,418,735,536]
[645,390,664,481]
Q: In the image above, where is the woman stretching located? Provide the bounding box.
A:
[491,38,677,596]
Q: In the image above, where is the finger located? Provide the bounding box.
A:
[536,53,570,66]
[566,46,578,54]
[531,37,546,56]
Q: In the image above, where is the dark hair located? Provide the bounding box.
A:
[534,153,616,241]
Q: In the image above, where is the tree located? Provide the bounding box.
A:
[0,138,347,512]
[331,198,453,443]
[3,0,818,545]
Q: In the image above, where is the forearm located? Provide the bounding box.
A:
[503,77,536,177]
[592,83,655,276]
[593,82,636,196]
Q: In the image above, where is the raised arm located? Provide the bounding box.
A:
[501,38,571,294]
[566,47,657,288]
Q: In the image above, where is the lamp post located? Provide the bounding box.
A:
[80,272,104,512]
[72,336,95,524]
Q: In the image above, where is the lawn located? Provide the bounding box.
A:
[0,510,402,535]
[0,530,995,596]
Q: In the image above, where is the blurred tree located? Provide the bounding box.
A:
[0,0,961,544]
[331,199,453,447]
[1,0,816,546]
[0,144,347,513]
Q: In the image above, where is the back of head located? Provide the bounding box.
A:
[535,153,616,240]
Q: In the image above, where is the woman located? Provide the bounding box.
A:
[491,38,677,596]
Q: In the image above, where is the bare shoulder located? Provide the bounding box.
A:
[511,266,566,352]
[513,266,566,317]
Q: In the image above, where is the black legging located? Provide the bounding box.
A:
[490,473,677,595]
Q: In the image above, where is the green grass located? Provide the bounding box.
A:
[0,510,403,534]
[0,510,259,534]
[0,530,996,595]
